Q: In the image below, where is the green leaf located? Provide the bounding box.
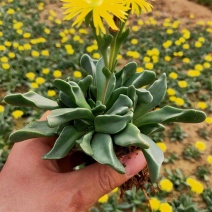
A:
[95,58,106,101]
[54,79,91,109]
[9,121,57,143]
[77,131,94,156]
[127,85,137,108]
[47,108,95,127]
[43,126,84,159]
[124,70,156,88]
[115,62,137,88]
[74,119,93,132]
[91,133,125,174]
[4,92,59,110]
[97,34,113,53]
[114,123,149,149]
[135,106,206,127]
[106,94,133,115]
[80,54,96,79]
[139,123,166,135]
[134,73,167,123]
[78,75,93,95]
[94,112,133,134]
[136,88,153,104]
[59,92,77,108]
[141,136,164,183]
[104,73,116,104]
[91,101,106,116]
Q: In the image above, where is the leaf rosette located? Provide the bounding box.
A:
[4,55,206,182]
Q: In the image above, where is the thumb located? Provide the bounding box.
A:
[64,150,146,210]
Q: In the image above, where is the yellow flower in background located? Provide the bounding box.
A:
[73,71,82,78]
[2,63,10,70]
[0,45,6,51]
[23,43,31,50]
[175,98,184,106]
[30,82,39,89]
[12,110,24,119]
[207,155,212,164]
[26,72,36,81]
[164,56,171,62]
[98,194,109,203]
[159,179,173,192]
[194,64,203,71]
[62,0,128,35]
[195,141,206,151]
[205,117,212,124]
[175,40,181,46]
[198,37,205,43]
[124,0,153,15]
[143,56,150,62]
[159,202,173,212]
[1,56,8,63]
[157,142,167,153]
[42,68,50,74]
[8,52,15,58]
[53,70,62,78]
[169,72,178,79]
[162,40,172,48]
[204,54,212,62]
[131,38,138,45]
[186,178,204,194]
[203,62,210,69]
[41,50,50,56]
[169,96,176,102]
[178,80,187,88]
[23,32,31,38]
[183,43,189,49]
[111,187,119,193]
[4,41,12,47]
[136,67,144,72]
[7,8,15,15]
[44,28,51,34]
[195,41,202,48]
[149,198,161,211]
[187,70,200,78]
[167,88,176,96]
[36,77,45,85]
[31,50,40,57]
[166,28,173,34]
[197,101,207,109]
[0,105,5,113]
[145,62,154,70]
[183,57,191,63]
[93,53,101,59]
[47,90,56,97]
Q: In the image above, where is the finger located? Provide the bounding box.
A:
[62,150,146,210]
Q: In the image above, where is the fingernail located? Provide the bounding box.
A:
[121,150,147,177]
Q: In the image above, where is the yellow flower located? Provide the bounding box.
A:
[204,54,212,62]
[26,72,35,81]
[123,0,153,15]
[187,178,204,194]
[159,179,173,192]
[41,50,50,56]
[0,31,3,37]
[175,98,184,106]
[73,71,82,78]
[53,70,62,78]
[36,77,45,85]
[166,28,173,34]
[7,9,15,15]
[8,52,15,58]
[175,40,181,46]
[152,48,160,56]
[149,198,161,211]
[23,43,31,50]
[159,202,173,212]
[187,70,200,78]
[143,56,150,62]
[12,110,24,119]
[169,72,178,79]
[0,105,5,113]
[111,187,119,193]
[203,62,210,69]
[198,37,205,43]
[2,63,10,70]
[183,57,191,63]
[44,28,51,34]
[136,67,144,72]
[183,43,189,49]
[42,68,50,74]
[62,0,128,35]
[157,142,167,153]
[169,96,176,102]
[167,88,176,96]
[31,50,40,57]
[195,141,206,151]
[207,155,212,164]
[93,53,101,59]
[195,41,202,48]
[98,194,109,203]
[131,38,138,45]
[162,40,172,48]
[178,80,187,88]
[1,56,8,63]
[205,117,212,124]
[30,82,39,89]
[197,101,207,109]
[194,64,203,71]
[164,56,171,62]
[47,90,56,97]
[23,33,31,38]
[145,62,154,70]
[4,41,11,47]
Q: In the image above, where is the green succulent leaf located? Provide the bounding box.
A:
[59,92,77,108]
[136,88,153,104]
[127,85,137,108]
[9,121,57,143]
[77,131,94,156]
[104,72,116,104]
[43,126,84,159]
[114,123,149,149]
[54,79,91,109]
[97,34,113,53]
[139,123,166,135]
[91,101,107,116]
[74,119,93,132]
[4,92,59,110]
[91,133,125,174]
[47,108,95,127]
[135,106,206,127]
[95,112,133,134]
[141,136,164,183]
[78,75,93,95]
[134,73,167,122]
[106,94,133,115]
[80,54,96,79]
[115,62,137,88]
[124,70,156,88]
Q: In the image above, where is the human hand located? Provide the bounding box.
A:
[0,112,146,212]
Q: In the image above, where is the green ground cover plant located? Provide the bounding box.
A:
[0,0,212,211]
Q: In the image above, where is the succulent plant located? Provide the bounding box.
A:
[4,54,206,183]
